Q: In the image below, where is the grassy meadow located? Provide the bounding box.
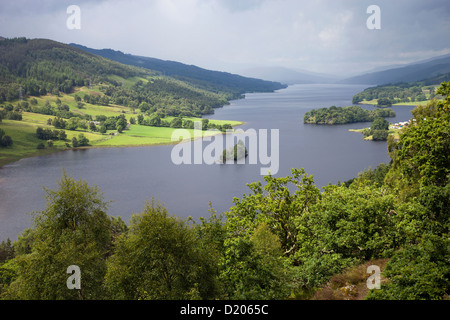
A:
[359,99,432,107]
[0,88,243,167]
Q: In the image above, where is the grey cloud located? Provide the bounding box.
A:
[217,0,267,12]
[0,0,449,76]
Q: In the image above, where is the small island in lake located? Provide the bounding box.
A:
[219,140,248,163]
[303,105,395,125]
[349,116,392,141]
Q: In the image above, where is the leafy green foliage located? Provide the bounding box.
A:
[361,117,391,141]
[2,171,113,299]
[343,163,390,187]
[77,133,89,146]
[371,129,389,141]
[36,127,66,141]
[0,239,14,263]
[225,169,320,262]
[0,128,13,147]
[386,85,450,200]
[0,260,17,296]
[308,182,399,260]
[371,82,450,300]
[376,97,393,107]
[367,235,450,300]
[219,223,293,299]
[104,200,218,300]
[371,117,390,131]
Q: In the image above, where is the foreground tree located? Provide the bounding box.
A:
[220,168,320,298]
[220,222,293,299]
[385,82,450,235]
[4,172,112,299]
[367,235,450,300]
[104,200,218,300]
[225,168,320,263]
[370,82,450,300]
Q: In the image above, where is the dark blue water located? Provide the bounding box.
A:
[0,84,415,240]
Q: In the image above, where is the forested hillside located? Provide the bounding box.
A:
[0,37,249,117]
[1,82,448,301]
[70,44,287,100]
[340,54,450,85]
[352,73,450,106]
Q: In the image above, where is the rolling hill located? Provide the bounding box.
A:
[339,54,450,85]
[69,43,287,99]
[351,72,450,106]
[0,37,286,116]
[0,37,227,114]
[239,66,338,84]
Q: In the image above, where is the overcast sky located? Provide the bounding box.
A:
[1,0,450,77]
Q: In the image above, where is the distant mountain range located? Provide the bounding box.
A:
[1,36,448,101]
[219,54,450,86]
[238,66,338,85]
[219,54,450,85]
[339,54,450,85]
[70,42,450,88]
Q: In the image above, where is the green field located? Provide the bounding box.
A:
[349,127,401,141]
[96,120,240,147]
[0,90,243,167]
[359,99,433,107]
[0,115,105,166]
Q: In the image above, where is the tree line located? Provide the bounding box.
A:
[71,43,287,103]
[135,114,233,132]
[360,117,391,141]
[303,105,396,125]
